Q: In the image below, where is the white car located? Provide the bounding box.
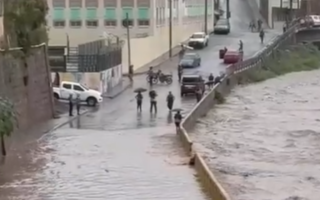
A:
[188,32,209,49]
[53,81,103,106]
[304,15,320,27]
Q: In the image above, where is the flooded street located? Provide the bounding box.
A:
[0,0,280,198]
[191,70,320,200]
[0,126,207,200]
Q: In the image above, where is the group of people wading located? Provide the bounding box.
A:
[135,90,182,130]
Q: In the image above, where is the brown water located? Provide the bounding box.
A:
[191,70,320,200]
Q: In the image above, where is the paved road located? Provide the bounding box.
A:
[0,1,281,199]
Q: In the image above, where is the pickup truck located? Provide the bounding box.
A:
[53,81,103,106]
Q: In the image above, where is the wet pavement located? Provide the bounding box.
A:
[0,0,281,199]
[191,70,320,200]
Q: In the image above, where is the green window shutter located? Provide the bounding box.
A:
[53,8,65,20]
[70,8,81,20]
[138,8,149,19]
[86,8,97,20]
[122,7,133,19]
[104,7,116,19]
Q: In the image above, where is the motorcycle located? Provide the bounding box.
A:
[146,73,172,85]
[159,74,173,84]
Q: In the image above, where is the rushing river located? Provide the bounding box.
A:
[191,70,320,200]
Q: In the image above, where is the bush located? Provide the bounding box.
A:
[244,43,320,83]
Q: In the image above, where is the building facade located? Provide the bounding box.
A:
[47,0,214,46]
[254,0,301,28]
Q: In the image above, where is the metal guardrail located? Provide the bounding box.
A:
[228,21,301,75]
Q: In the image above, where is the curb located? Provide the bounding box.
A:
[40,109,90,139]
[104,82,132,99]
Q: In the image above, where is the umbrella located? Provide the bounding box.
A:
[134,88,147,93]
[172,108,183,112]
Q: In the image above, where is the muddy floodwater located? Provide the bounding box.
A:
[191,70,320,200]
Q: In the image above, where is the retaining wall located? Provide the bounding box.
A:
[177,23,305,199]
[0,44,54,154]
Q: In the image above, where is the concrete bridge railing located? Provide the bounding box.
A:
[176,22,317,199]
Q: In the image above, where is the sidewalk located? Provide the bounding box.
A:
[103,78,132,99]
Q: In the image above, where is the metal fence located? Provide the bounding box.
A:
[48,39,123,73]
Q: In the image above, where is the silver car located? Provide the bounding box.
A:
[214,18,230,34]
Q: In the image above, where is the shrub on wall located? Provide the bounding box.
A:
[244,43,320,83]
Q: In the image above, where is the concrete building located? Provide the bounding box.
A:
[47,0,214,45]
[47,0,214,72]
[253,0,301,28]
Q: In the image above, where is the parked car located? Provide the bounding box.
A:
[53,81,103,106]
[222,50,243,64]
[180,74,205,97]
[188,32,209,48]
[179,52,201,68]
[214,18,230,34]
[305,15,320,27]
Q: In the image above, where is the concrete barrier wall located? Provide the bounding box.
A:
[194,153,230,200]
[177,23,303,200]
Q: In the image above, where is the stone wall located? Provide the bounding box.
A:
[0,45,54,129]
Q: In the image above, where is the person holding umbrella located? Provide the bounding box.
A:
[149,90,157,113]
[134,88,146,112]
[166,91,175,111]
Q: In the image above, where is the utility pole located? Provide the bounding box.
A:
[204,0,208,34]
[226,0,230,18]
[124,13,131,71]
[169,0,172,57]
[65,33,70,57]
[289,0,293,21]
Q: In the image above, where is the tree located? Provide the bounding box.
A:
[0,97,18,156]
[3,0,48,51]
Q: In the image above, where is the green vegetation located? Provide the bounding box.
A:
[3,0,48,54]
[214,91,225,104]
[243,43,320,83]
[0,97,18,156]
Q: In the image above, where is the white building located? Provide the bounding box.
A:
[46,0,214,46]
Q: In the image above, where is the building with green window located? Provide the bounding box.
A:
[47,0,213,45]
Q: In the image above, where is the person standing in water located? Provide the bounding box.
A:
[149,90,157,113]
[259,29,265,44]
[75,94,81,115]
[195,86,202,103]
[208,73,214,88]
[136,92,143,112]
[136,91,143,112]
[174,111,182,130]
[68,94,74,116]
[166,91,175,111]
